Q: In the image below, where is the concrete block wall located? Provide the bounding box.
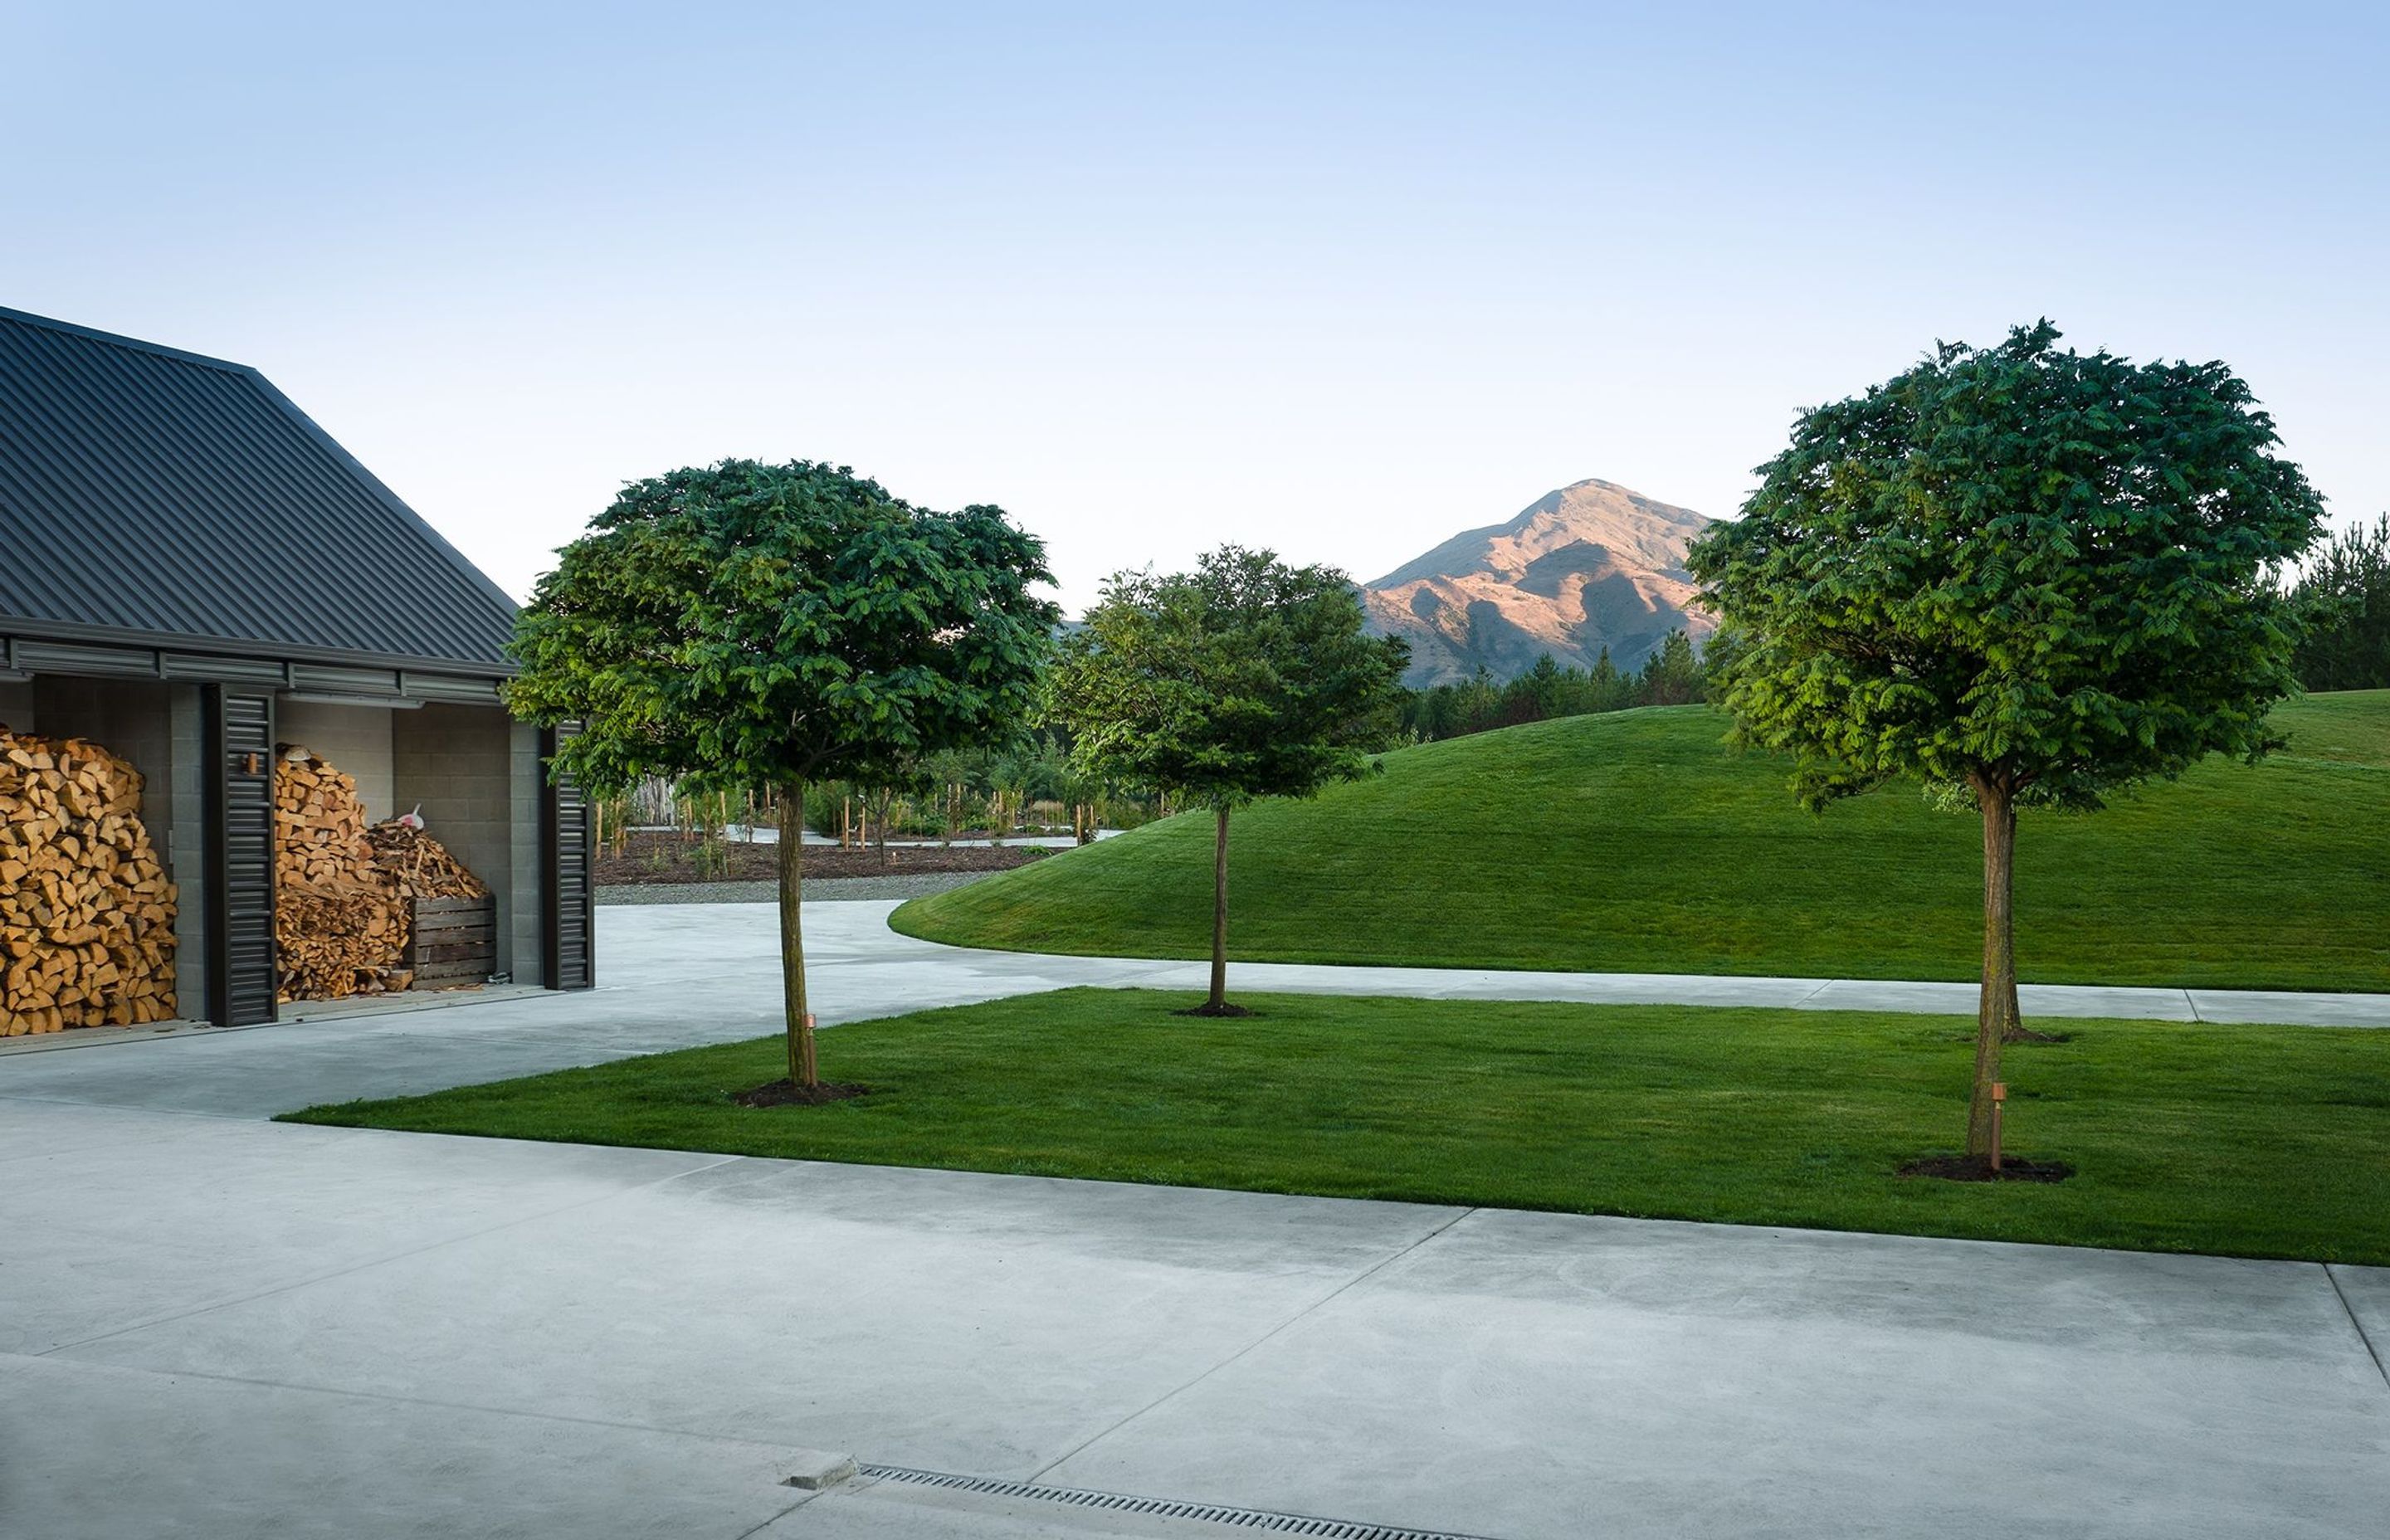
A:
[169,688,209,1023]
[31,677,172,824]
[278,700,395,822]
[0,678,32,730]
[393,704,533,986]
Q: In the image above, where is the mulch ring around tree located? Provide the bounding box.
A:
[1174,1002,1258,1018]
[733,1079,872,1109]
[1899,1154,2074,1183]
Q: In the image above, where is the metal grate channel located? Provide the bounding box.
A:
[854,1464,1501,1539]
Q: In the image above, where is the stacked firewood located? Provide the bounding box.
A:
[0,725,179,1035]
[366,820,488,902]
[275,747,378,889]
[274,746,406,1001]
[274,747,488,1002]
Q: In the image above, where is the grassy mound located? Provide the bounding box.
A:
[892,691,2390,991]
[283,989,2390,1265]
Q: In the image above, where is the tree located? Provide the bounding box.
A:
[1514,654,1569,719]
[1588,647,1631,713]
[1686,323,2325,1167]
[856,774,909,855]
[507,459,1056,1092]
[2289,514,2390,690]
[1698,626,1746,705]
[1048,547,1410,1014]
[920,747,972,845]
[1636,630,1705,705]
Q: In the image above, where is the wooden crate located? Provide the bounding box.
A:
[406,895,495,989]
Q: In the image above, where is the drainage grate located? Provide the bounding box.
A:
[854,1464,1501,1539]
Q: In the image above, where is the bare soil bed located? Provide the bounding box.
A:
[595,832,1051,887]
[733,1078,871,1108]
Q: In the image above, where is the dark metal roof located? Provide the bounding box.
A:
[0,305,518,676]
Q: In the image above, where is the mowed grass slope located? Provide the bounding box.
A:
[894,691,2390,990]
[285,990,2390,1265]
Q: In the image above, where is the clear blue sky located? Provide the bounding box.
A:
[6,2,2383,608]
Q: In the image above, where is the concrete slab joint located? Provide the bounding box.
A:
[778,1449,859,1489]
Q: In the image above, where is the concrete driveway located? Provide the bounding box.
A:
[6,902,2383,1121]
[3,904,2387,1538]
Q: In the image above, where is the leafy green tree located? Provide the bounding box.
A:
[507,459,1057,1090]
[1698,626,1746,704]
[1687,323,2325,1166]
[1048,547,1410,1013]
[2289,514,2390,690]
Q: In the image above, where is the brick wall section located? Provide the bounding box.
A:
[393,703,529,985]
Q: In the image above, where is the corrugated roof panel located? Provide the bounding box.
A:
[0,306,519,673]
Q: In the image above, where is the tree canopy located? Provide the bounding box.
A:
[1397,631,1712,741]
[1688,321,2326,1164]
[507,458,1056,1086]
[1050,547,1410,810]
[1047,546,1408,1011]
[2289,514,2390,691]
[1690,322,2324,813]
[508,459,1057,797]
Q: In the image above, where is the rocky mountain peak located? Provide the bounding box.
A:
[1361,480,1714,686]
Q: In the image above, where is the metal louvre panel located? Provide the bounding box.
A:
[161,653,289,685]
[543,722,594,990]
[207,686,278,1026]
[399,671,504,704]
[285,663,405,696]
[6,638,159,677]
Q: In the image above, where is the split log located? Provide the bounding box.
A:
[365,821,488,902]
[274,746,406,1001]
[0,724,179,1035]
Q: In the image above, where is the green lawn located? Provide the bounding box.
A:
[284,988,2390,1265]
[893,690,2390,991]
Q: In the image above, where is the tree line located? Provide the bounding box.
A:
[1398,631,1710,742]
[2286,514,2390,691]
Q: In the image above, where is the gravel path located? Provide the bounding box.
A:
[596,870,996,905]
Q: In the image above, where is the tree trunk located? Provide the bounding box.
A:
[1208,804,1231,1011]
[1968,777,2021,1161]
[778,782,817,1088]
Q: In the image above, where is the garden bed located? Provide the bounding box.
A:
[594,832,1051,887]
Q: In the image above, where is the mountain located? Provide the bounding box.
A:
[1360,478,1714,686]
